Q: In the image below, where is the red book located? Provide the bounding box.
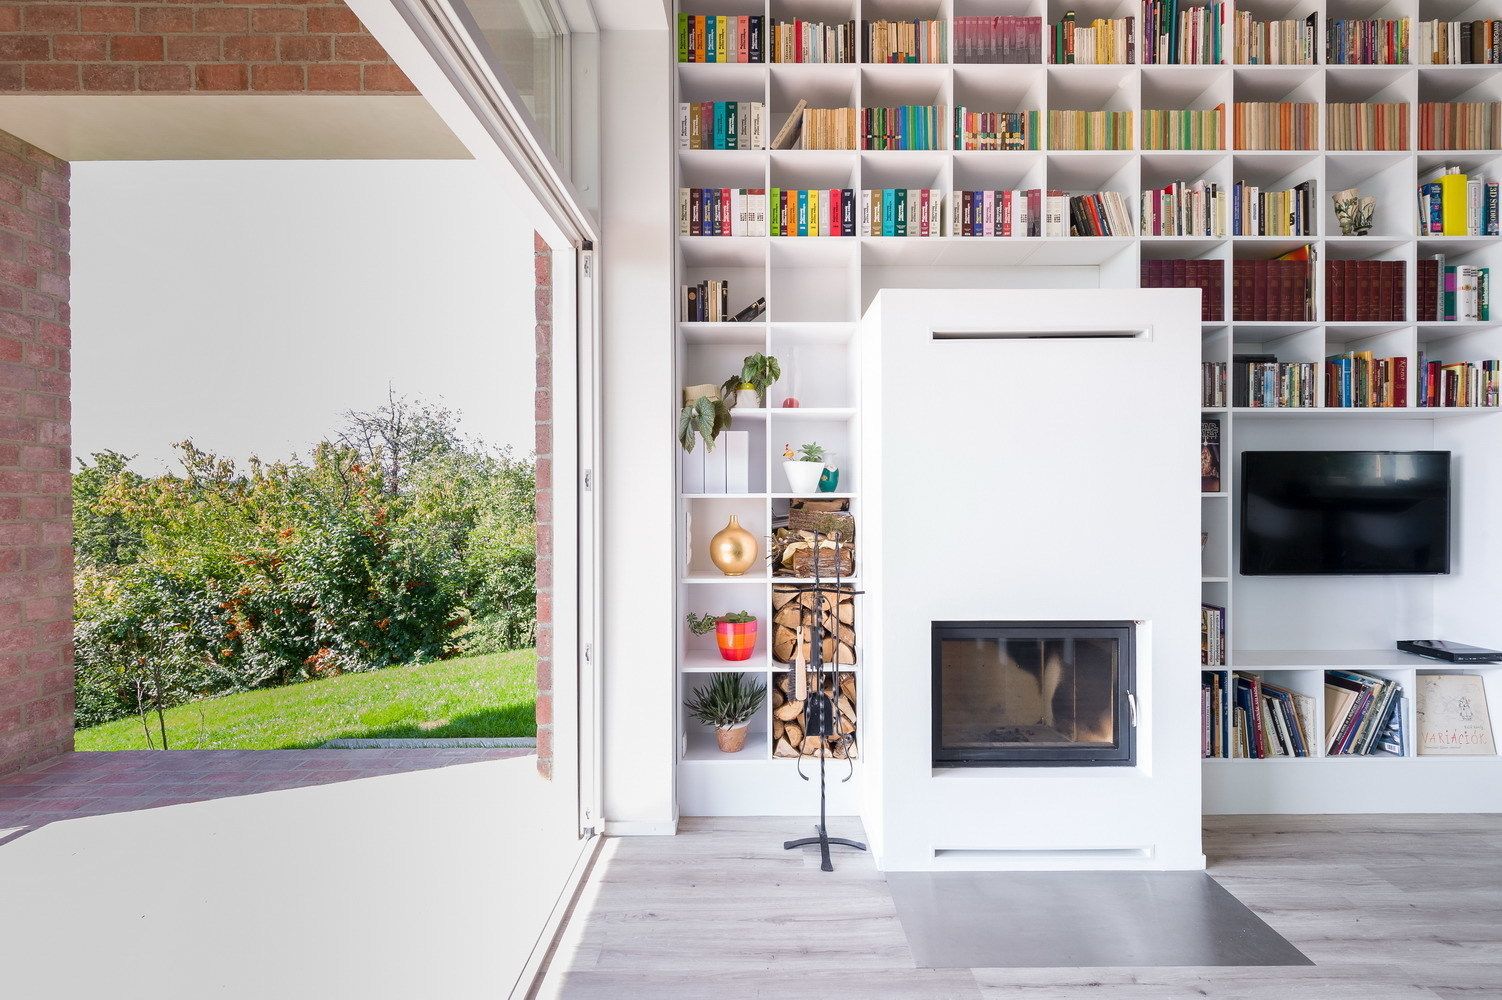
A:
[1172,258,1188,290]
[721,187,733,236]
[1343,259,1356,321]
[1395,262,1406,322]
[1326,259,1338,320]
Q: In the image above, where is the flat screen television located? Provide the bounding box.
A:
[1240,451,1451,576]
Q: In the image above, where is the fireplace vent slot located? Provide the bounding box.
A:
[933,847,1154,861]
[931,327,1150,342]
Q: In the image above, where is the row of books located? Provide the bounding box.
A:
[952,189,1044,238]
[1141,0,1225,65]
[955,15,1041,64]
[680,279,731,322]
[1326,101,1409,151]
[864,19,947,63]
[1201,604,1226,666]
[1419,257,1492,322]
[1051,13,1135,64]
[1235,358,1318,407]
[1141,106,1225,151]
[676,14,762,63]
[1233,251,1316,322]
[768,18,854,63]
[1326,671,1405,756]
[1202,361,1227,406]
[860,189,945,237]
[1326,17,1409,65]
[769,188,854,237]
[1142,258,1226,320]
[1418,168,1500,236]
[861,105,944,150]
[677,102,765,150]
[1062,190,1135,236]
[1417,20,1502,64]
[1326,352,1408,408]
[783,105,858,150]
[1419,102,1502,151]
[1233,101,1318,151]
[1418,355,1501,407]
[1210,673,1318,758]
[1046,109,1134,151]
[953,109,1040,151]
[1326,259,1406,322]
[1233,13,1316,65]
[1232,179,1315,236]
[1140,181,1228,238]
[679,188,767,236]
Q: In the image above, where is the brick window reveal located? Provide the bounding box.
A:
[533,232,553,780]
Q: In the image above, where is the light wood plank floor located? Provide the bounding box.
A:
[545,815,1502,1000]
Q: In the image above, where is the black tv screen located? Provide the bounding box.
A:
[1241,451,1451,576]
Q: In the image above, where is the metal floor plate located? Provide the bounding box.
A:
[888,871,1313,969]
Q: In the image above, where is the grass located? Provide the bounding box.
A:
[73,649,537,751]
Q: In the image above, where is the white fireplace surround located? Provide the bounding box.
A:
[858,289,1204,872]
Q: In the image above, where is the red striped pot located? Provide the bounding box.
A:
[715,619,758,661]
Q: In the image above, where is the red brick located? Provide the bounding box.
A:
[165,34,219,62]
[307,62,357,91]
[224,35,276,61]
[0,35,50,61]
[195,63,248,91]
[79,62,133,92]
[110,34,165,62]
[22,4,78,31]
[0,7,19,32]
[138,6,193,32]
[196,6,249,32]
[333,34,386,61]
[278,34,330,61]
[0,65,23,92]
[362,63,413,92]
[250,63,303,90]
[80,6,135,32]
[307,6,361,32]
[53,33,108,61]
[250,7,303,32]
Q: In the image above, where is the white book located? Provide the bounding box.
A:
[930,189,942,237]
[753,190,765,237]
[678,103,691,148]
[678,188,690,235]
[703,437,728,494]
[723,431,750,494]
[1468,179,1482,236]
[751,102,764,150]
[984,190,995,236]
[1418,673,1497,755]
[950,193,962,236]
[681,445,705,493]
[908,190,920,236]
[734,189,746,236]
[863,190,874,236]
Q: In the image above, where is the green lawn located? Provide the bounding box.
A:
[74,649,537,751]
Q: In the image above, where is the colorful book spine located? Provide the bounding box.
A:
[1047,110,1134,150]
[863,18,948,63]
[954,16,1043,63]
[677,188,767,236]
[677,14,764,63]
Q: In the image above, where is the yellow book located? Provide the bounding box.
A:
[1440,172,1468,236]
[716,16,727,63]
[809,189,820,237]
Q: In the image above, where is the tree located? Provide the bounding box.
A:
[337,386,465,496]
[73,451,146,567]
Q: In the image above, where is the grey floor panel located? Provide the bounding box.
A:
[888,871,1313,969]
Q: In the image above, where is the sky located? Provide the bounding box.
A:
[71,160,539,474]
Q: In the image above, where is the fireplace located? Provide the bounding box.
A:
[932,622,1136,767]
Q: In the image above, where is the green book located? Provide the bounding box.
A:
[677,13,688,62]
[769,187,781,236]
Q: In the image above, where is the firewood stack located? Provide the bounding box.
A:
[772,672,858,759]
[771,584,856,666]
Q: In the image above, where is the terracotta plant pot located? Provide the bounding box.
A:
[716,722,750,753]
[715,618,758,661]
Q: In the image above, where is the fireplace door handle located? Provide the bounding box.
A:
[1127,692,1138,728]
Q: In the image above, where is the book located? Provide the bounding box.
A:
[771,99,807,150]
[678,189,766,236]
[1232,249,1316,322]
[1325,102,1410,151]
[1323,350,1408,408]
[863,105,944,150]
[1141,106,1226,150]
[769,18,855,63]
[1419,101,1502,150]
[1047,110,1134,150]
[1051,12,1136,63]
[954,109,1041,151]
[1417,349,1501,407]
[1142,0,1227,65]
[1324,259,1406,322]
[864,18,948,63]
[1234,12,1317,64]
[1202,361,1227,406]
[1201,604,1225,667]
[1417,19,1502,63]
[1417,674,1496,756]
[680,279,736,321]
[1201,417,1221,492]
[677,14,764,63]
[955,16,1043,63]
[1234,102,1318,150]
[767,189,856,237]
[1141,259,1225,320]
[860,190,944,237]
[1232,179,1315,236]
[678,102,766,150]
[1326,17,1411,64]
[1140,183,1228,238]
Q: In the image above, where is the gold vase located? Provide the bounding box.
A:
[710,515,758,577]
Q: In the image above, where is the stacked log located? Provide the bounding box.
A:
[771,671,858,759]
[771,584,856,666]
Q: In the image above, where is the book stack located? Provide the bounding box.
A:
[1142,0,1226,64]
[1326,101,1410,151]
[862,105,944,150]
[952,189,1043,237]
[1326,17,1410,64]
[1325,351,1408,408]
[954,16,1043,63]
[1202,671,1225,758]
[1419,102,1502,150]
[1141,258,1226,320]
[1419,255,1494,322]
[1140,181,1228,237]
[1141,106,1226,150]
[1234,102,1318,149]
[1418,353,1501,407]
[954,109,1041,150]
[1417,20,1502,63]
[1055,191,1135,236]
[1202,361,1228,406]
[767,188,856,237]
[860,189,945,237]
[863,18,948,63]
[1233,13,1316,64]
[680,279,730,321]
[1417,168,1501,236]
[1201,604,1225,666]
[1232,179,1315,236]
[1325,670,1405,756]
[677,14,764,62]
[1050,12,1136,63]
[1226,673,1316,758]
[679,188,767,236]
[1233,251,1316,321]
[795,107,858,150]
[768,18,855,62]
[678,102,766,150]
[1047,109,1134,150]
[1325,259,1406,322]
[1235,356,1317,407]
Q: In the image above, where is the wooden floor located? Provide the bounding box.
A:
[545,815,1502,999]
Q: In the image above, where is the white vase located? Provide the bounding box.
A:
[733,389,759,408]
[784,460,825,494]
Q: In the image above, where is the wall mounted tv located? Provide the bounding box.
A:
[1240,451,1451,576]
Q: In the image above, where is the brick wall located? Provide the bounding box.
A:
[533,231,552,780]
[0,129,71,776]
[0,2,414,93]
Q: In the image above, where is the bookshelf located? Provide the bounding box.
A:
[674,0,1502,815]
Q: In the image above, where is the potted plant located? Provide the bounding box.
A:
[679,387,732,452]
[783,441,826,494]
[687,610,759,661]
[721,353,781,410]
[685,672,767,753]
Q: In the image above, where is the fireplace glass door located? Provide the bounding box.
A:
[932,622,1135,766]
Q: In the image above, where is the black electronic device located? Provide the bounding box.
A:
[1397,639,1502,663]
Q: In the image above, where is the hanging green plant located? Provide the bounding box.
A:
[721,353,782,409]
